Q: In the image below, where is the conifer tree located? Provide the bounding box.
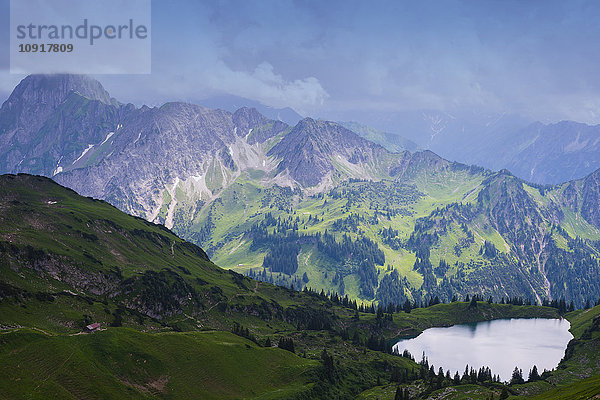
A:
[528,365,540,382]
[510,367,524,384]
[394,385,403,400]
[469,296,478,309]
[403,299,412,313]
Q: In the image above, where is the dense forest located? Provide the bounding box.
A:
[246,215,385,297]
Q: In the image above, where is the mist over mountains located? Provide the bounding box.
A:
[3,0,600,396]
[3,74,599,187]
[197,94,303,126]
[348,110,600,185]
[1,74,600,309]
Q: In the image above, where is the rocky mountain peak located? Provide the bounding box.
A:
[292,117,333,138]
[2,74,114,112]
[232,107,288,144]
[232,107,269,130]
[284,118,359,145]
[268,118,388,187]
[0,74,116,141]
[0,74,128,176]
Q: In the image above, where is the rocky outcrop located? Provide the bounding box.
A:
[268,118,388,187]
[0,74,123,175]
[55,101,288,219]
[581,168,600,228]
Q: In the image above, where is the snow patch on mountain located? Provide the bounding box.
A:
[164,177,179,229]
[100,132,115,146]
[73,145,94,164]
[52,156,64,176]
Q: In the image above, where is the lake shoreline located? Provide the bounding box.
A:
[392,318,573,381]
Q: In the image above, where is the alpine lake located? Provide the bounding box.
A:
[393,318,573,381]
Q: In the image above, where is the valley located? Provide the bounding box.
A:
[2,74,600,398]
[0,174,599,399]
[1,74,600,309]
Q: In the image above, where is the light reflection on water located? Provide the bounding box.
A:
[393,318,573,381]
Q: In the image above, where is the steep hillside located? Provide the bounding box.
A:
[268,118,392,187]
[177,166,600,308]
[402,169,600,305]
[506,121,600,184]
[0,173,348,333]
[561,167,600,228]
[2,75,600,310]
[3,173,600,399]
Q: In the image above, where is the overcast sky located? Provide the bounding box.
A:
[1,0,600,125]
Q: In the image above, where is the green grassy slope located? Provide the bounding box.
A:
[526,374,600,400]
[2,173,599,399]
[172,166,600,308]
[178,167,489,297]
[0,328,315,399]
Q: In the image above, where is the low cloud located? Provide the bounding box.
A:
[111,60,330,115]
[206,61,328,114]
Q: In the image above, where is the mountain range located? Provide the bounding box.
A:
[196,93,304,126]
[1,74,600,309]
[3,173,598,399]
[2,75,600,399]
[365,109,600,184]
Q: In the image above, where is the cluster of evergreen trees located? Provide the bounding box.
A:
[262,240,301,275]
[124,269,198,316]
[328,179,422,211]
[246,268,304,289]
[434,259,449,277]
[320,349,336,382]
[389,350,504,397]
[277,336,295,353]
[390,349,549,398]
[545,235,600,308]
[331,213,363,232]
[231,322,257,343]
[316,231,385,265]
[510,365,547,384]
[480,240,498,258]
[246,215,387,298]
[540,297,600,314]
[380,226,402,250]
[375,270,407,306]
